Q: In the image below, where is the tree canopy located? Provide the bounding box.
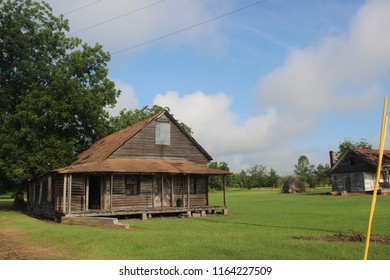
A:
[336,138,372,160]
[0,0,120,195]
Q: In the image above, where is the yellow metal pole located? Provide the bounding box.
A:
[363,96,388,260]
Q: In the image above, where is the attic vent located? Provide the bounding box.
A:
[349,157,356,166]
[156,122,170,145]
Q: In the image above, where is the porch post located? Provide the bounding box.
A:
[187,175,190,209]
[85,176,89,211]
[206,175,210,206]
[223,175,227,208]
[170,175,174,207]
[161,175,164,209]
[182,176,185,207]
[63,175,67,214]
[68,174,72,214]
[110,174,113,212]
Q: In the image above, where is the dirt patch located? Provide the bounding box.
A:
[295,233,390,245]
[0,228,62,260]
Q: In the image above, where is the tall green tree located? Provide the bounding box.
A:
[267,168,280,188]
[294,155,315,186]
[0,0,119,197]
[315,163,331,187]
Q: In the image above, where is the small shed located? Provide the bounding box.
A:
[330,148,390,193]
[27,111,230,220]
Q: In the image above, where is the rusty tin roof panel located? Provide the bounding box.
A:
[353,148,390,168]
[57,158,231,175]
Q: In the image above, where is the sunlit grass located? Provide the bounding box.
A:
[1,188,389,260]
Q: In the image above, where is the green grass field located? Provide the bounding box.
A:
[1,188,389,260]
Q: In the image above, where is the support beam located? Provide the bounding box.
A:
[63,175,67,213]
[85,176,89,211]
[161,175,164,209]
[68,174,72,214]
[170,175,174,207]
[187,176,191,209]
[110,174,113,212]
[223,175,227,208]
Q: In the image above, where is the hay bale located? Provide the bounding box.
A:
[282,176,307,193]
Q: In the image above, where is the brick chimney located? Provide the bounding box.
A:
[329,151,336,167]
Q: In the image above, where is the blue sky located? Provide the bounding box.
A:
[45,0,390,174]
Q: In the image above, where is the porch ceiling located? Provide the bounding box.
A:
[55,158,231,175]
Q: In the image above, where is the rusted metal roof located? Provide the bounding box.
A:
[57,111,228,175]
[57,158,231,175]
[72,110,213,166]
[72,112,162,165]
[352,148,390,168]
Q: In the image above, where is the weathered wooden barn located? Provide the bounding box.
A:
[27,111,230,220]
[330,148,390,193]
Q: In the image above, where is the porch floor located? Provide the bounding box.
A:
[61,206,227,221]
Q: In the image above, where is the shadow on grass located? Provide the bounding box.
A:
[201,215,340,235]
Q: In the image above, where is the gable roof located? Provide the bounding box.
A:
[331,147,390,172]
[71,110,213,166]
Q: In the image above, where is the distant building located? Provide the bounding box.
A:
[329,148,390,193]
[27,110,230,220]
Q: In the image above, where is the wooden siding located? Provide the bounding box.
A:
[30,173,211,218]
[27,175,55,218]
[70,175,85,212]
[331,172,365,193]
[332,150,376,173]
[110,114,210,165]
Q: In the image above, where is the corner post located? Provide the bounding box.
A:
[223,175,227,208]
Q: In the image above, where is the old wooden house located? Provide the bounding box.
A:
[330,148,390,193]
[27,111,230,220]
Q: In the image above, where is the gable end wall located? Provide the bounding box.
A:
[110,114,210,165]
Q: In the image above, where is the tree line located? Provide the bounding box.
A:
[209,138,372,190]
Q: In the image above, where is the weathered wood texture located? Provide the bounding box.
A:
[332,151,376,173]
[331,149,386,193]
[27,175,55,218]
[331,172,365,193]
[110,114,209,165]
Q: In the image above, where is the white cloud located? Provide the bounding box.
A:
[257,0,390,127]
[153,91,292,173]
[106,80,137,116]
[45,0,231,55]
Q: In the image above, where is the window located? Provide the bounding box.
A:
[349,157,356,166]
[156,122,170,145]
[125,175,140,195]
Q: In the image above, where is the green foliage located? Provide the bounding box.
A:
[336,138,372,160]
[231,165,281,189]
[0,0,119,193]
[208,161,230,190]
[315,163,331,187]
[293,155,331,188]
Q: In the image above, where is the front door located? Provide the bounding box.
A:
[88,176,101,209]
[154,176,171,208]
[344,176,352,192]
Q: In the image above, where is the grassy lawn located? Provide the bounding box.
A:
[1,188,389,260]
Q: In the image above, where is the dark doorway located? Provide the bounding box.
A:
[344,176,352,192]
[89,176,101,209]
